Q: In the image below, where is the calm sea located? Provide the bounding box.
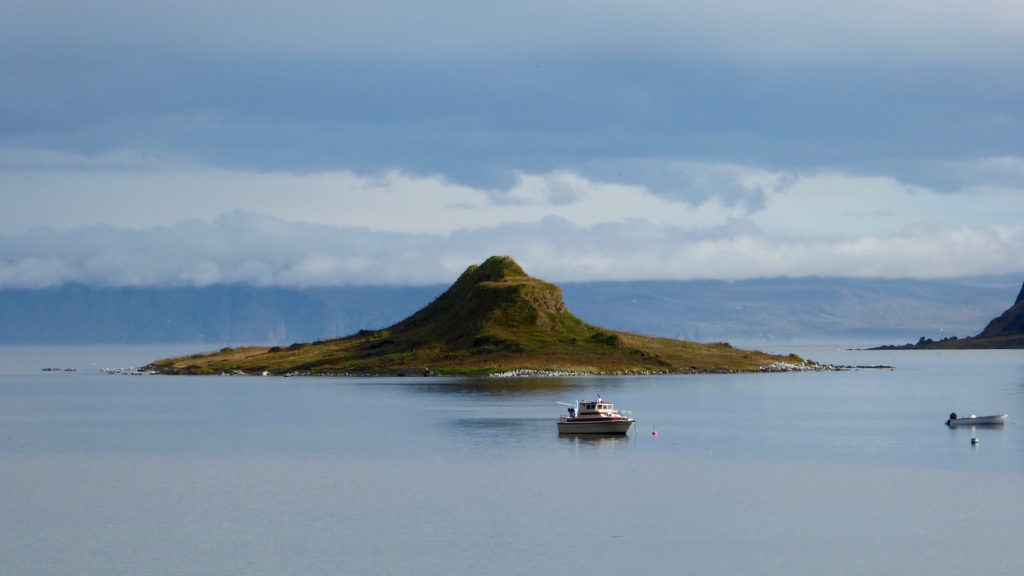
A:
[2,345,1022,575]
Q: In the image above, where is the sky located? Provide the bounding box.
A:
[2,0,1023,287]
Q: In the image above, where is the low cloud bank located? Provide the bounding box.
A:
[3,156,1023,288]
[1,211,1021,288]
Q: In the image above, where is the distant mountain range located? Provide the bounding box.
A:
[1,275,1021,347]
[0,284,440,345]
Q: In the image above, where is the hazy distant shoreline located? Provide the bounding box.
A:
[1,276,1018,347]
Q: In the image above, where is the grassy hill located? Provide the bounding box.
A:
[148,256,811,375]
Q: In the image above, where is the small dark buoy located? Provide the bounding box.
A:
[971,437,980,445]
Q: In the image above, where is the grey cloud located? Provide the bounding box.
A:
[575,159,779,213]
[895,157,1024,194]
[5,1,1021,64]
[3,2,1022,190]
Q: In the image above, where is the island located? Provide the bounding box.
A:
[147,256,820,375]
[874,280,1024,349]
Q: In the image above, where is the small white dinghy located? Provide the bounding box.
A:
[945,412,1008,427]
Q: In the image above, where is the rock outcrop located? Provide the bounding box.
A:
[876,280,1024,349]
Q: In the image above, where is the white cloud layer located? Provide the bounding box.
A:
[2,157,1023,287]
[2,211,1021,289]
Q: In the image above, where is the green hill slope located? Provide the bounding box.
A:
[148,256,811,375]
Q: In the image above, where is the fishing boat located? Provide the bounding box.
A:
[557,395,635,434]
[945,412,1008,427]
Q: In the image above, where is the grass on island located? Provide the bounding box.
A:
[151,334,801,376]
[149,256,809,376]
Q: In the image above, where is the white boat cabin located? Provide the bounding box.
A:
[567,397,622,419]
[579,401,615,415]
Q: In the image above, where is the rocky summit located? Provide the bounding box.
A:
[148,256,813,375]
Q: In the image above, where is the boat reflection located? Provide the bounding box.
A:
[558,433,634,450]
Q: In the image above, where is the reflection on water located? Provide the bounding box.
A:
[558,433,635,451]
[412,376,578,396]
[406,375,640,398]
[451,416,550,433]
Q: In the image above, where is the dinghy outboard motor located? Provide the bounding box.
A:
[946,412,958,426]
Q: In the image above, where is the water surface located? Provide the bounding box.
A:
[2,345,1022,575]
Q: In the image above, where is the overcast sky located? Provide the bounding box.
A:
[2,0,1023,287]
